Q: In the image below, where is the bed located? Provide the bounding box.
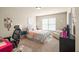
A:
[52,30,62,39]
[28,30,53,43]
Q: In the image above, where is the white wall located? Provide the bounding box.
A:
[27,16,36,31]
[0,7,70,37]
[75,8,79,52]
[0,8,29,37]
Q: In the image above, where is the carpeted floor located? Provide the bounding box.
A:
[13,36,59,52]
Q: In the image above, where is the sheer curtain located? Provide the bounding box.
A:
[42,17,56,31]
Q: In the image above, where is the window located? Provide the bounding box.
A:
[42,18,56,31]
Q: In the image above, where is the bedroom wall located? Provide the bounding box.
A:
[0,7,69,37]
[0,10,28,37]
[36,12,67,30]
[75,8,79,52]
[0,8,36,37]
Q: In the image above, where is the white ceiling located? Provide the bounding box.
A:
[0,7,71,16]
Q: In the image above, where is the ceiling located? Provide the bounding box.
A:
[0,7,71,16]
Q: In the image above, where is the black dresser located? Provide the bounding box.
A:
[59,35,75,52]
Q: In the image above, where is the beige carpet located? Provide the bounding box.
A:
[13,37,59,52]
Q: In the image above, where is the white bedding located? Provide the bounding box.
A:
[53,30,62,39]
[31,30,49,34]
[31,30,52,43]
